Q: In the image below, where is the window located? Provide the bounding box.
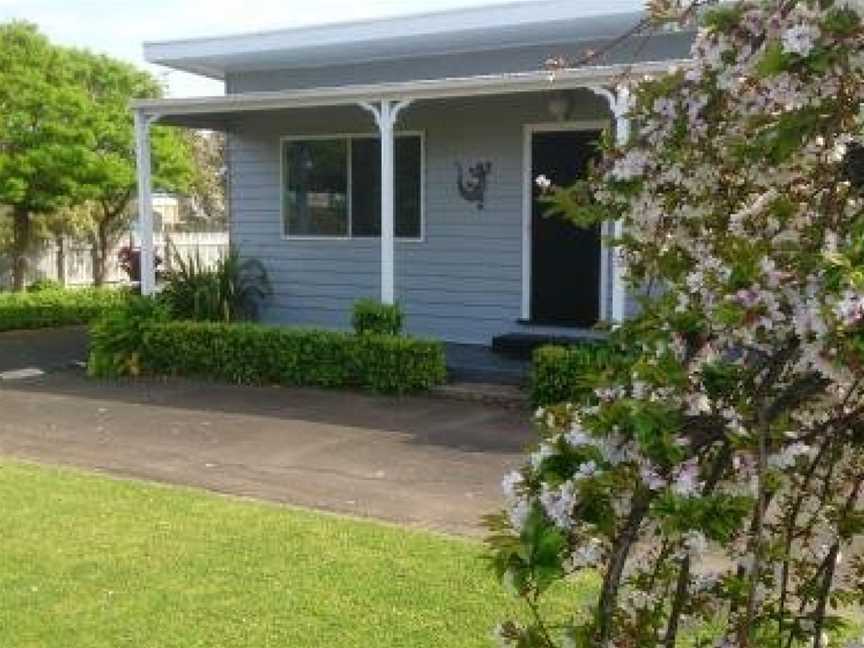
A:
[282,134,423,239]
[351,137,422,238]
[283,139,349,237]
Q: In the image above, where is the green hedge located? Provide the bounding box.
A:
[0,288,129,332]
[110,320,446,395]
[531,343,629,407]
[351,299,404,336]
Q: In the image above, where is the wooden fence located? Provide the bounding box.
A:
[0,232,230,290]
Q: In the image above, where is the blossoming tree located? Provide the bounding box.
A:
[487,1,864,646]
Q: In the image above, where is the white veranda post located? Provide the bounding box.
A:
[359,99,413,305]
[590,85,631,323]
[134,110,159,296]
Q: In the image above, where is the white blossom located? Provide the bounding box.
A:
[610,149,651,181]
[501,470,524,501]
[686,391,712,415]
[835,290,864,327]
[767,442,813,470]
[574,460,598,480]
[640,465,666,491]
[565,427,591,448]
[671,460,702,497]
[781,23,820,57]
[530,442,556,469]
[535,174,552,191]
[683,530,709,564]
[540,480,579,530]
[508,498,531,533]
[570,537,605,568]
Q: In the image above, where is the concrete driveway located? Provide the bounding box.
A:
[0,364,532,535]
[0,326,88,374]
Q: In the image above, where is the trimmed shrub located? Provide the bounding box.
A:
[354,334,446,393]
[135,321,445,395]
[351,299,404,336]
[88,297,169,378]
[0,288,128,332]
[530,343,630,407]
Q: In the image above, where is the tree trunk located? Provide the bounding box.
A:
[89,233,101,288]
[55,235,67,287]
[11,206,31,292]
[91,220,111,287]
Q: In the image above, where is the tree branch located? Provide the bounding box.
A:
[664,443,733,647]
[598,488,654,646]
[812,474,864,648]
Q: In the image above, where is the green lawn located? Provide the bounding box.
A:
[0,461,592,647]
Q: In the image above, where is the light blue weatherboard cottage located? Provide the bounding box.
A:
[133,0,695,349]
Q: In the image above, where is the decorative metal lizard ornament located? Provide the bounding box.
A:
[456,161,492,210]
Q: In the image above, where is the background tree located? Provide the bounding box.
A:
[179,131,227,232]
[0,22,199,290]
[67,49,195,286]
[488,1,864,646]
[0,22,96,291]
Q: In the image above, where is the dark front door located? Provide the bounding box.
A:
[531,130,602,326]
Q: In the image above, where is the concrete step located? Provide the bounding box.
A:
[491,332,602,359]
[444,342,530,387]
[430,382,528,409]
[446,364,526,386]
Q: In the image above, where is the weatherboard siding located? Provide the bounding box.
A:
[229,90,628,344]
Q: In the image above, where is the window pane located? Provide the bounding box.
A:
[352,136,422,239]
[284,139,348,236]
[351,138,380,237]
[395,136,422,239]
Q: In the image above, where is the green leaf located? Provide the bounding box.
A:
[821,6,861,36]
[757,41,792,77]
[653,493,753,542]
[540,180,612,228]
[702,4,744,32]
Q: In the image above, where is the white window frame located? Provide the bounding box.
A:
[280,131,426,242]
[521,120,611,323]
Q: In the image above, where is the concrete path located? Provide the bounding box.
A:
[0,368,533,535]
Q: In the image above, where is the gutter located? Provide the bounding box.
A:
[132,59,691,118]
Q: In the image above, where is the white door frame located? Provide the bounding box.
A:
[521,120,611,323]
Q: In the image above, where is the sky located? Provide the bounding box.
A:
[0,0,552,97]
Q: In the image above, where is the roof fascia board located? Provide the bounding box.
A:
[154,61,226,81]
